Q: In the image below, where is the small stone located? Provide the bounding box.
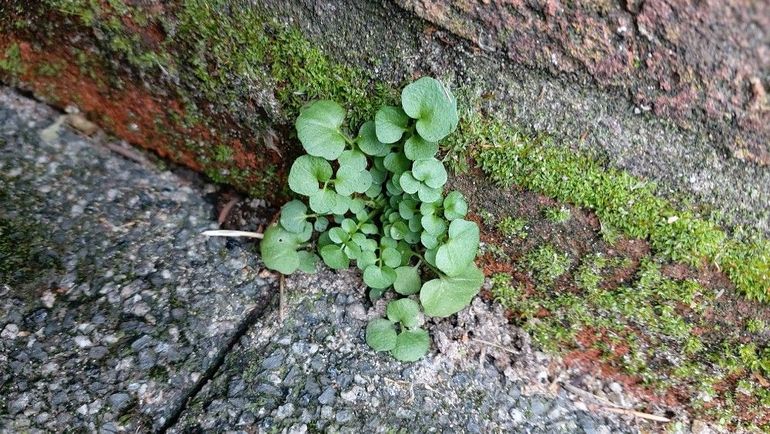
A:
[74,335,93,348]
[320,406,333,419]
[275,403,295,420]
[340,387,358,402]
[335,410,352,423]
[262,352,284,370]
[691,420,713,434]
[41,291,56,308]
[1,324,19,339]
[318,387,336,405]
[508,408,524,424]
[89,346,109,360]
[108,393,131,411]
[530,397,549,416]
[8,395,29,415]
[346,302,367,321]
[608,382,623,394]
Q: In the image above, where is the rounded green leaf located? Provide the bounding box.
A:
[420,201,439,215]
[329,227,349,244]
[360,223,378,235]
[420,231,439,249]
[412,158,447,189]
[319,244,350,269]
[417,184,442,203]
[389,221,409,240]
[314,216,329,232]
[331,194,350,215]
[381,247,402,268]
[295,221,313,243]
[297,251,319,273]
[349,198,366,214]
[363,265,397,289]
[394,266,421,295]
[341,218,357,234]
[260,224,300,274]
[357,250,378,270]
[309,188,338,214]
[385,178,404,196]
[421,214,446,235]
[369,167,387,184]
[386,298,420,328]
[296,100,347,160]
[383,152,411,175]
[357,121,391,157]
[375,106,409,144]
[398,199,418,220]
[366,319,397,352]
[408,215,422,233]
[443,191,468,220]
[419,263,484,317]
[288,155,333,196]
[366,183,383,198]
[279,200,308,233]
[399,171,420,194]
[343,241,362,260]
[391,329,430,362]
[435,219,480,276]
[335,166,372,196]
[338,149,367,171]
[401,77,459,142]
[404,135,439,160]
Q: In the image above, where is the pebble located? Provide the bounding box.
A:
[318,387,336,405]
[2,323,19,339]
[74,336,94,348]
[108,393,131,411]
[275,403,295,420]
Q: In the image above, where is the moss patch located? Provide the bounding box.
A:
[490,253,770,430]
[465,115,768,301]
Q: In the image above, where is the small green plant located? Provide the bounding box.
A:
[543,206,571,223]
[497,216,527,239]
[260,77,482,361]
[482,242,509,261]
[524,244,571,284]
[747,318,766,334]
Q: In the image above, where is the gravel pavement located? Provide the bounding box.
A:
[0,88,659,432]
[0,88,274,432]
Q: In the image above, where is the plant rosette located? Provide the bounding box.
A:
[260,77,481,361]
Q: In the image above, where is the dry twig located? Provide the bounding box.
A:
[201,230,263,239]
[600,406,671,423]
[218,197,240,225]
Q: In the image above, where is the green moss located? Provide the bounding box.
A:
[482,242,509,261]
[36,61,66,77]
[542,206,571,224]
[496,216,527,239]
[474,123,770,301]
[746,318,766,334]
[0,43,24,76]
[524,244,571,284]
[213,145,233,163]
[491,255,770,429]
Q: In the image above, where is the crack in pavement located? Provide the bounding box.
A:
[157,292,278,433]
